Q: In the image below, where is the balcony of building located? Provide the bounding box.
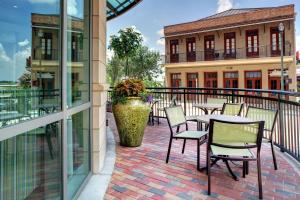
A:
[164,44,293,65]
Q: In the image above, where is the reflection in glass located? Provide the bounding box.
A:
[67,0,90,107]
[67,109,90,199]
[0,1,61,128]
[0,121,62,199]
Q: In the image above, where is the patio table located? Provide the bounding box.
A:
[197,114,255,181]
[193,103,224,114]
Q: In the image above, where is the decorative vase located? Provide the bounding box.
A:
[113,97,151,147]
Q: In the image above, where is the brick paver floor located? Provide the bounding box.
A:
[105,113,300,200]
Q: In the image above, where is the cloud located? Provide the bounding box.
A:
[157,29,164,37]
[0,43,31,81]
[18,39,29,47]
[296,35,300,52]
[28,0,58,4]
[217,0,233,13]
[0,44,11,64]
[156,38,165,46]
[67,0,78,16]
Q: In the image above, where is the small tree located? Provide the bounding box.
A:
[109,27,142,77]
[129,46,162,80]
[107,55,124,86]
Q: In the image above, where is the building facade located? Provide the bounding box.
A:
[0,0,141,199]
[163,5,297,93]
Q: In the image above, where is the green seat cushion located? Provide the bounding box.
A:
[211,145,253,157]
[175,131,207,139]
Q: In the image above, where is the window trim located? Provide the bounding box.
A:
[224,32,236,59]
[246,29,259,57]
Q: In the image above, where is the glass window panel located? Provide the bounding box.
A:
[0,0,61,129]
[67,109,90,199]
[67,0,90,107]
[0,121,62,199]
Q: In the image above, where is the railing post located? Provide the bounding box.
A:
[231,89,235,103]
[278,93,285,152]
[183,88,187,115]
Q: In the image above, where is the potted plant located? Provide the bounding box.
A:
[111,79,151,147]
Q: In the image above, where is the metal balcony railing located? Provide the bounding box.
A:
[163,44,293,64]
[108,87,300,163]
[32,48,84,62]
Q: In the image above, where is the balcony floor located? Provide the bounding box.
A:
[105,113,300,200]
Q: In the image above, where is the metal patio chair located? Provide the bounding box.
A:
[221,103,244,116]
[207,119,265,199]
[164,106,207,170]
[245,106,279,170]
[154,95,177,124]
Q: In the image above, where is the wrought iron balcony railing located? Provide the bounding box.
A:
[164,44,293,64]
[108,87,300,163]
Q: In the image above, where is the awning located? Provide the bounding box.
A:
[107,0,142,21]
[269,70,288,77]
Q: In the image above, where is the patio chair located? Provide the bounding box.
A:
[207,119,265,199]
[154,95,177,124]
[221,103,244,116]
[245,106,278,170]
[164,106,207,170]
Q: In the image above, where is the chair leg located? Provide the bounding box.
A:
[197,139,200,170]
[257,155,263,199]
[270,141,278,170]
[243,161,246,178]
[166,137,173,163]
[207,151,211,195]
[182,139,186,154]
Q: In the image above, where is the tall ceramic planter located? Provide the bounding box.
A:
[113,97,150,147]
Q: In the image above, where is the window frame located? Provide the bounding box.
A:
[246,29,259,57]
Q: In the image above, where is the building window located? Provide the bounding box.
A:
[40,33,53,60]
[246,29,259,57]
[204,35,215,60]
[186,37,196,62]
[67,0,90,107]
[0,121,62,199]
[270,27,285,56]
[224,32,236,58]
[204,72,218,88]
[187,73,198,87]
[170,39,179,63]
[67,109,90,199]
[268,70,289,93]
[245,71,262,94]
[171,73,181,88]
[224,71,238,89]
[187,73,198,100]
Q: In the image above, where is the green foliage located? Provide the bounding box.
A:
[129,46,162,80]
[143,79,164,88]
[109,27,143,77]
[107,55,124,86]
[111,79,147,105]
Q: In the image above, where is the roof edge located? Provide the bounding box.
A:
[164,4,294,30]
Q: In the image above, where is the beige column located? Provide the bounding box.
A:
[91,0,109,174]
[217,71,223,88]
[181,72,187,87]
[239,69,245,89]
[261,68,269,90]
